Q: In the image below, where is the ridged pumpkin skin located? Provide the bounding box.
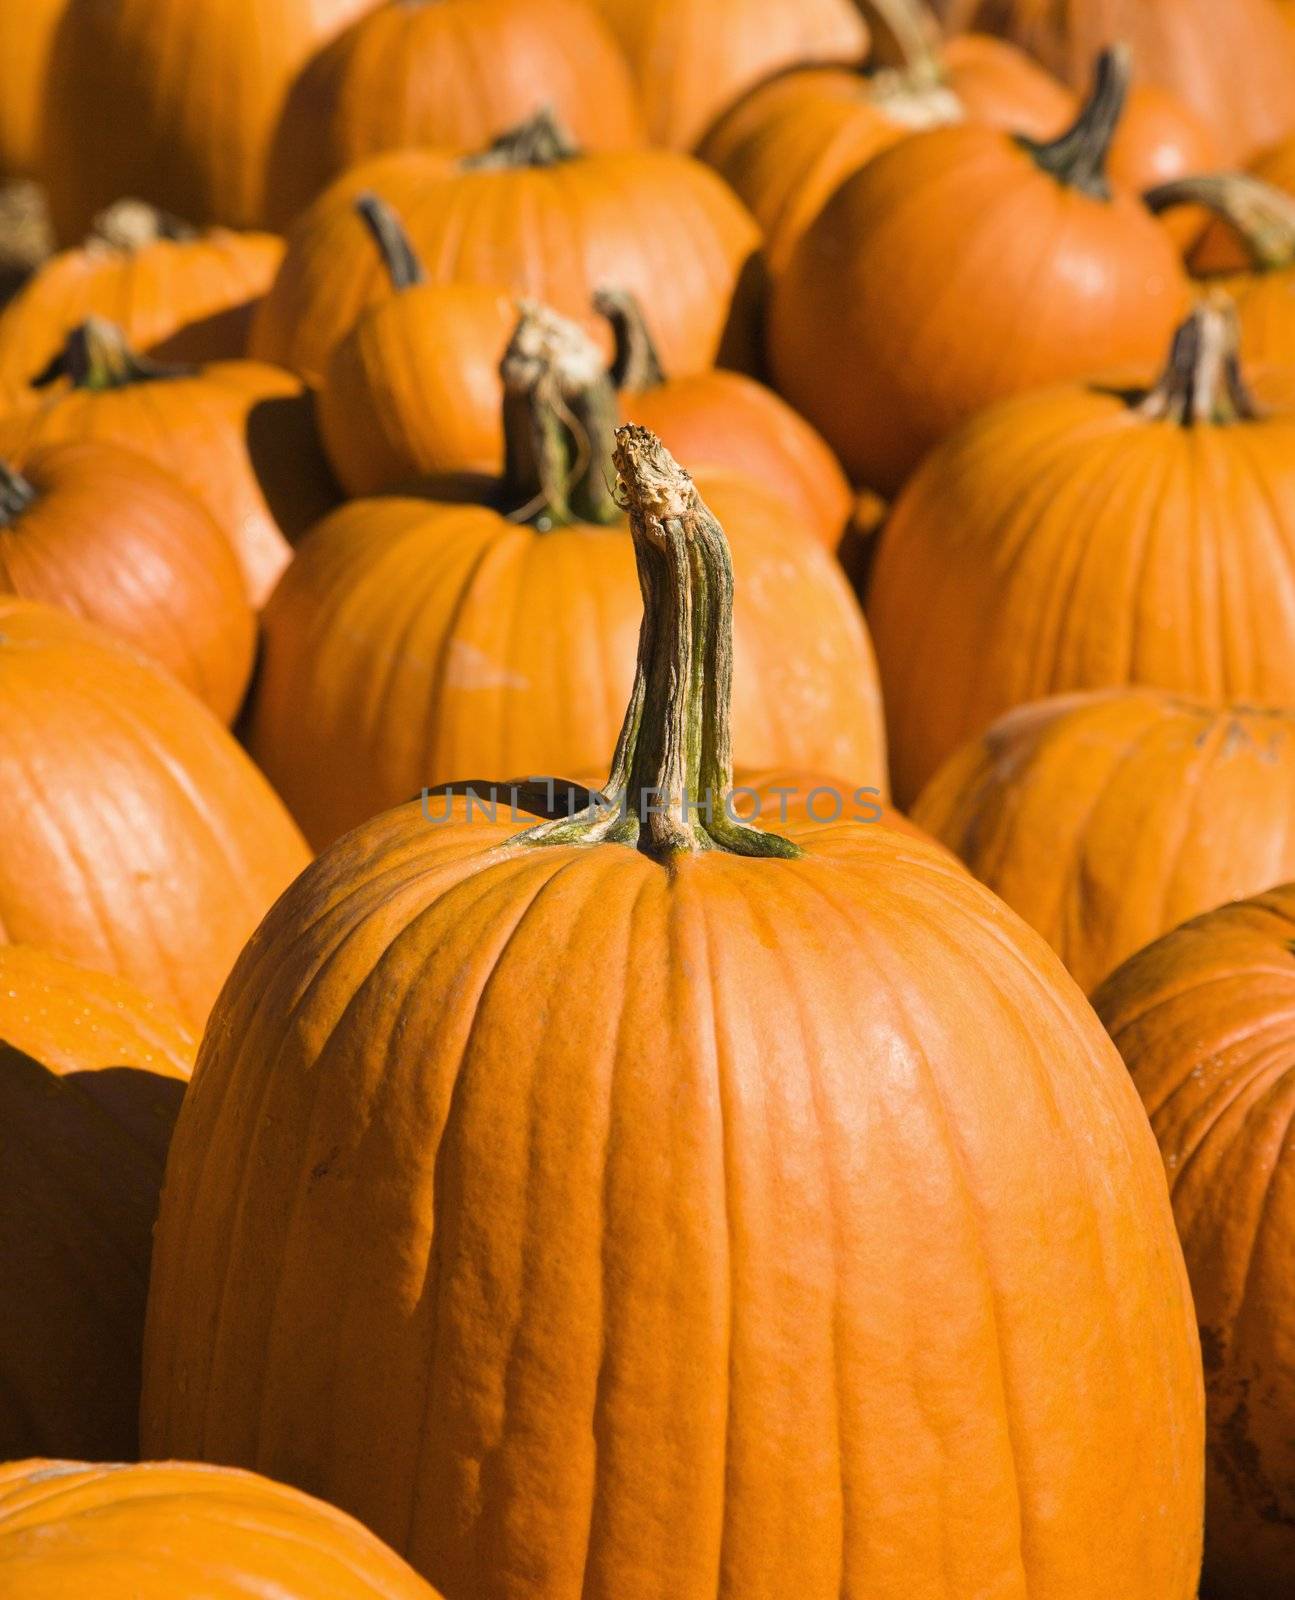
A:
[915,690,1295,993]
[41,0,375,239]
[1094,886,1295,1600]
[945,0,1295,161]
[0,600,310,1027]
[769,109,1191,494]
[0,441,255,721]
[246,476,885,849]
[0,1459,442,1599]
[250,142,761,386]
[0,947,193,1462]
[0,217,284,405]
[268,0,645,224]
[0,0,69,178]
[593,0,868,151]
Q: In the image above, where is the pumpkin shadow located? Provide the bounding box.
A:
[245,393,340,546]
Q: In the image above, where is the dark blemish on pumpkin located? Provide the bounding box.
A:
[310,1145,342,1183]
[1209,1379,1295,1531]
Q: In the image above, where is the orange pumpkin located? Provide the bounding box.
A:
[250,113,761,385]
[0,440,254,722]
[0,1459,441,1598]
[943,0,1295,162]
[915,689,1295,992]
[248,306,884,848]
[768,48,1191,493]
[144,422,1202,1600]
[0,599,310,1027]
[41,0,376,239]
[268,0,645,225]
[0,0,69,178]
[1109,84,1222,247]
[1094,886,1295,1600]
[0,947,192,1461]
[0,319,338,607]
[0,202,283,406]
[867,301,1295,802]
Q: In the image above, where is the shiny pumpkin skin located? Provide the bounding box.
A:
[141,800,1201,1600]
[249,146,761,386]
[245,478,886,849]
[768,122,1191,494]
[1110,85,1222,248]
[40,0,375,239]
[268,0,645,225]
[593,0,867,152]
[1093,886,1295,1600]
[867,372,1295,803]
[0,0,69,178]
[944,0,1295,162]
[0,226,284,405]
[0,1459,442,1599]
[915,690,1295,993]
[0,599,310,1027]
[0,440,255,721]
[0,356,338,608]
[0,947,193,1462]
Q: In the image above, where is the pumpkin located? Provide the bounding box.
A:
[0,440,254,722]
[317,198,518,495]
[942,0,1295,162]
[867,300,1295,802]
[915,688,1295,992]
[592,0,868,151]
[40,0,376,239]
[0,319,338,607]
[0,1459,441,1599]
[768,48,1191,494]
[0,0,68,178]
[267,0,645,225]
[0,947,192,1462]
[0,599,310,1027]
[143,421,1202,1600]
[1188,134,1295,274]
[248,305,884,848]
[1110,85,1222,247]
[249,112,762,386]
[0,201,284,406]
[1093,886,1295,1600]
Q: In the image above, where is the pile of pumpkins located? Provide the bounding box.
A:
[7,1,1295,1597]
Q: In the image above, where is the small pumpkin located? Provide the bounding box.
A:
[768,47,1191,493]
[0,599,310,1027]
[0,0,69,178]
[250,111,761,386]
[0,1459,441,1599]
[0,201,284,406]
[914,689,1295,992]
[0,440,254,722]
[0,947,193,1462]
[1093,886,1295,1600]
[0,319,338,607]
[249,305,884,848]
[867,301,1295,802]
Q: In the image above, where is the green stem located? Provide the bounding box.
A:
[460,106,581,172]
[1145,174,1295,273]
[594,287,666,391]
[520,425,801,861]
[1135,298,1257,426]
[354,193,426,289]
[0,463,36,523]
[32,318,188,392]
[1019,45,1129,199]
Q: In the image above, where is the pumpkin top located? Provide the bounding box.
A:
[458,104,581,171]
[1129,297,1258,427]
[33,317,189,393]
[1146,171,1295,274]
[0,462,35,524]
[353,193,426,290]
[1018,45,1129,199]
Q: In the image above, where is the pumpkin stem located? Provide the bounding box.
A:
[31,318,188,392]
[854,0,942,79]
[1134,297,1258,426]
[1019,44,1129,199]
[519,425,801,861]
[460,107,581,172]
[0,463,36,524]
[87,199,198,251]
[1145,173,1295,273]
[500,301,621,529]
[595,288,666,391]
[354,193,426,290]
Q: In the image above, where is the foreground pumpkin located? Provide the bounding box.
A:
[868,302,1295,802]
[250,112,761,385]
[0,319,337,607]
[0,1459,440,1599]
[144,422,1202,1600]
[769,48,1190,493]
[0,441,254,722]
[0,600,309,1026]
[1094,887,1295,1600]
[0,948,191,1462]
[248,307,883,848]
[915,689,1295,992]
